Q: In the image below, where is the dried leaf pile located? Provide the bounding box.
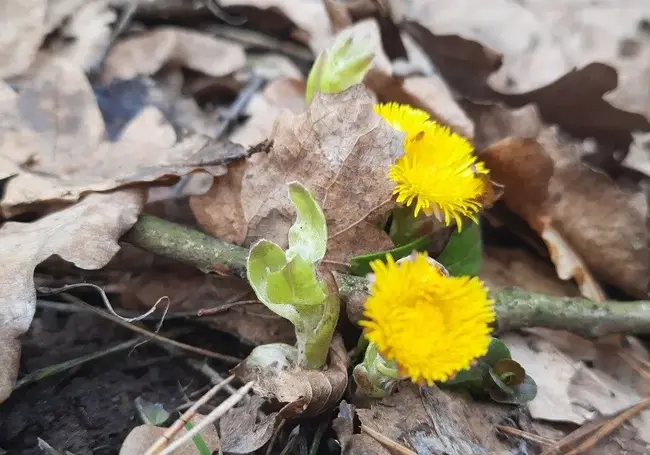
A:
[1,1,650,455]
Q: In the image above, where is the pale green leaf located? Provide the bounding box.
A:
[267,255,327,308]
[286,182,327,264]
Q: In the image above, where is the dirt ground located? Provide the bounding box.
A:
[0,307,243,455]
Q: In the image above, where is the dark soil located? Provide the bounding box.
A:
[0,305,241,455]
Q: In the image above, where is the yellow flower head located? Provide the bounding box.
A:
[360,252,495,385]
[374,103,430,140]
[375,103,489,226]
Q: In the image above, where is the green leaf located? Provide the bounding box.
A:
[437,222,482,277]
[492,359,526,386]
[247,240,298,323]
[134,397,170,426]
[488,375,538,406]
[267,255,327,308]
[442,338,511,389]
[184,421,212,455]
[286,182,327,264]
[349,235,430,276]
[305,32,374,103]
[483,338,512,366]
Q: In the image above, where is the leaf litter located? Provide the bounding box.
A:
[2,1,650,454]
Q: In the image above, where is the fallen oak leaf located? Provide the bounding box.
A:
[192,85,403,265]
[232,334,348,417]
[101,27,246,83]
[403,19,650,159]
[0,188,146,403]
[0,57,260,217]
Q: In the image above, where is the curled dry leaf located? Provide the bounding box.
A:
[0,189,146,404]
[0,57,254,216]
[232,334,348,417]
[192,85,403,264]
[119,414,220,455]
[0,0,46,78]
[101,27,246,83]
[356,383,513,455]
[480,137,606,301]
[481,123,650,299]
[219,396,278,454]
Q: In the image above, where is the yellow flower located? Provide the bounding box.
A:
[375,102,489,226]
[360,253,495,385]
[374,103,430,140]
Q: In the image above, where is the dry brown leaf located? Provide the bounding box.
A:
[0,0,46,78]
[480,247,580,297]
[403,17,650,159]
[229,77,306,148]
[101,26,246,83]
[232,334,348,417]
[219,396,278,453]
[402,1,650,116]
[0,189,146,404]
[502,332,650,444]
[480,137,606,301]
[332,401,391,455]
[356,383,514,455]
[119,414,221,455]
[192,85,402,264]
[47,0,116,71]
[220,0,331,52]
[0,57,254,216]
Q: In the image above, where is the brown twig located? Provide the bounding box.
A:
[123,214,650,338]
[361,424,417,455]
[495,425,556,447]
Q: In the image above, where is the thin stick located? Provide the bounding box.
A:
[153,381,255,455]
[15,336,145,389]
[564,397,650,455]
[39,283,167,323]
[265,418,286,455]
[361,424,417,455]
[495,425,556,447]
[144,375,236,455]
[60,293,241,364]
[124,214,650,338]
[197,299,260,316]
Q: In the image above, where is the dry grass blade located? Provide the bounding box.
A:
[152,381,255,455]
[361,424,417,455]
[563,398,650,455]
[59,293,241,364]
[144,375,235,455]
